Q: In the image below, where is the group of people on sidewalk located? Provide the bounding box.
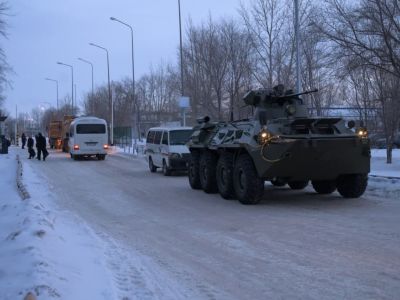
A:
[21,132,49,161]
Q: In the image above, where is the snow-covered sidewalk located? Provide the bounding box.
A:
[0,148,118,299]
[370,149,400,178]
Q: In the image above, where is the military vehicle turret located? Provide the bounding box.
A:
[187,84,370,205]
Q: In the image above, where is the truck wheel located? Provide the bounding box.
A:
[216,153,235,199]
[188,151,201,189]
[149,157,157,173]
[288,181,308,190]
[233,154,264,205]
[312,180,337,194]
[271,178,287,187]
[200,151,218,193]
[337,174,368,198]
[162,159,172,176]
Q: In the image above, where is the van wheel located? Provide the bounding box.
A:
[149,157,157,172]
[216,153,235,199]
[200,151,218,193]
[188,151,201,189]
[233,154,264,205]
[73,155,78,161]
[162,160,171,176]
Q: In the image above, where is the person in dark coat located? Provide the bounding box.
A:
[36,133,48,161]
[27,135,35,159]
[21,133,27,149]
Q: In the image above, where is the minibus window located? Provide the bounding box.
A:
[169,130,194,145]
[147,131,155,144]
[162,131,168,145]
[154,131,162,144]
[76,124,106,134]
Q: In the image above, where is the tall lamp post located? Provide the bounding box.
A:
[110,16,138,141]
[89,42,113,145]
[294,0,301,93]
[77,57,94,96]
[45,78,59,110]
[57,61,74,113]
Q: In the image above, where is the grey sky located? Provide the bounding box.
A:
[3,0,241,114]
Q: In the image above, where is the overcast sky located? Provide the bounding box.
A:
[3,0,241,114]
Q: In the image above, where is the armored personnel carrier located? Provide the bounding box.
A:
[187,85,370,205]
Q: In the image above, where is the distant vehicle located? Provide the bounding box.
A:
[187,85,371,205]
[145,127,194,175]
[48,120,63,149]
[68,117,108,160]
[369,132,400,149]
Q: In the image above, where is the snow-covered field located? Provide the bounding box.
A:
[1,147,399,299]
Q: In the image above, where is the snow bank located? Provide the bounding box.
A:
[0,149,117,299]
[371,149,400,178]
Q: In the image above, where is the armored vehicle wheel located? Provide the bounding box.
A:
[288,181,308,190]
[200,151,218,193]
[149,157,157,173]
[271,178,286,187]
[337,174,368,198]
[162,159,172,176]
[312,180,337,194]
[216,153,235,199]
[188,151,201,189]
[233,154,264,205]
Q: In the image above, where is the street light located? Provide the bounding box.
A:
[89,42,113,145]
[45,78,59,110]
[294,0,301,93]
[77,57,94,96]
[178,0,184,96]
[110,16,139,141]
[56,61,74,113]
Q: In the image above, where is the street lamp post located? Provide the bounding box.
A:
[57,62,74,113]
[89,42,113,145]
[77,58,94,96]
[110,16,139,142]
[45,78,59,110]
[294,0,301,93]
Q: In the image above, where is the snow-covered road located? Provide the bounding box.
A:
[21,149,400,299]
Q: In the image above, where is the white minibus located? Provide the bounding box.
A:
[68,117,108,160]
[145,127,193,175]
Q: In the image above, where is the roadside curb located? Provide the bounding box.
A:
[369,174,400,180]
[16,154,31,200]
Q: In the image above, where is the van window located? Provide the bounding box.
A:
[147,131,155,144]
[169,130,193,145]
[161,131,168,145]
[76,124,106,134]
[154,131,162,144]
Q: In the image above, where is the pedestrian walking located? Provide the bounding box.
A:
[21,133,26,149]
[27,135,35,159]
[36,133,48,161]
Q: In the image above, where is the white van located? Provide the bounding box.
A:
[145,127,194,175]
[68,117,108,160]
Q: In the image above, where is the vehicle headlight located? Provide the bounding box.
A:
[169,153,181,159]
[357,128,368,138]
[286,104,296,116]
[258,129,273,144]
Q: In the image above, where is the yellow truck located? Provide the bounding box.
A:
[48,121,63,149]
[61,115,75,152]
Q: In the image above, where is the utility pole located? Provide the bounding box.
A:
[294,0,301,93]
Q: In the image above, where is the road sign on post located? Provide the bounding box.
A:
[179,96,190,127]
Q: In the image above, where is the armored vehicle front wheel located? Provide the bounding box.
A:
[312,180,337,194]
[149,157,157,173]
[188,151,201,189]
[271,178,287,187]
[233,154,264,205]
[216,153,235,199]
[200,151,218,193]
[288,181,308,190]
[337,174,368,198]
